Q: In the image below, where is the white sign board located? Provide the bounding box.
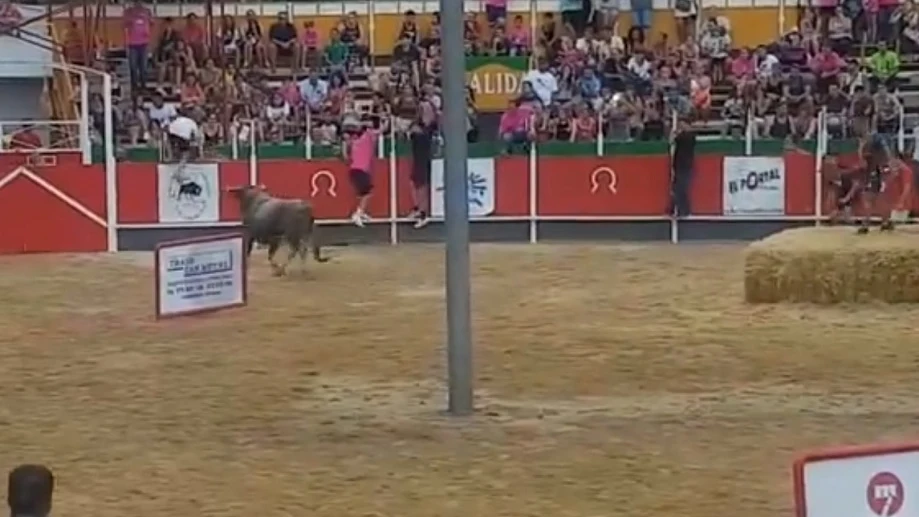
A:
[795,444,919,517]
[157,162,220,224]
[155,233,247,319]
[722,156,786,216]
[430,158,496,218]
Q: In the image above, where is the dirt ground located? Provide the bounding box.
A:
[0,243,918,517]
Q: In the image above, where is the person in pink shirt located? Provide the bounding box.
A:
[300,20,319,68]
[182,13,206,63]
[499,99,532,154]
[809,44,844,94]
[508,15,530,55]
[122,0,152,90]
[863,0,879,41]
[343,121,380,227]
[729,47,755,88]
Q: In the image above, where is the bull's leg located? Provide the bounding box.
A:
[267,240,284,276]
[245,236,255,259]
[281,236,304,276]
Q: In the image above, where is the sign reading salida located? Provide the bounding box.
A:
[154,233,247,319]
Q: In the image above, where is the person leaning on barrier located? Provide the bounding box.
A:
[166,105,202,163]
[670,117,696,218]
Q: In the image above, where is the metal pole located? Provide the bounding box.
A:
[440,0,473,416]
[103,71,118,252]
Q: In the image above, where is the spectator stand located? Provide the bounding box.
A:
[46,0,919,165]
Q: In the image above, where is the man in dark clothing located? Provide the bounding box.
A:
[856,132,895,234]
[408,120,434,229]
[671,119,696,217]
[268,11,299,73]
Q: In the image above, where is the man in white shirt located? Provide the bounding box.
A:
[755,46,780,79]
[521,60,558,107]
[167,108,200,162]
[146,92,176,128]
[298,70,329,111]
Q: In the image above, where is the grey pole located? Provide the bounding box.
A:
[440,0,473,415]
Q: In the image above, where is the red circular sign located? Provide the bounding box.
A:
[867,472,905,517]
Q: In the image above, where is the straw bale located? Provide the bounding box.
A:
[744,225,919,304]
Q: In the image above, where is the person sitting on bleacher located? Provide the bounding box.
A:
[867,40,900,91]
[268,11,300,74]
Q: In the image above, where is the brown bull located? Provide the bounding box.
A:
[227,185,329,276]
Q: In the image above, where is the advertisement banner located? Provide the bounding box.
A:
[465,56,528,111]
[431,158,496,218]
[154,233,247,319]
[722,156,786,216]
[158,162,220,224]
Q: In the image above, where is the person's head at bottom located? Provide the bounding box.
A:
[8,464,53,517]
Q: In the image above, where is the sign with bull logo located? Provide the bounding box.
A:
[157,162,220,224]
[431,158,496,218]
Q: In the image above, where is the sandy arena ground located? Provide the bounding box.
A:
[0,242,918,517]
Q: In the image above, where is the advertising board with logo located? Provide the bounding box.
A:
[430,158,496,218]
[157,162,220,224]
[794,444,919,517]
[154,233,247,319]
[465,57,528,112]
[722,156,786,216]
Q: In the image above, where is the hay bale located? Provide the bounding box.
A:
[744,226,919,304]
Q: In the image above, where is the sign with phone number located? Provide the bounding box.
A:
[154,233,247,319]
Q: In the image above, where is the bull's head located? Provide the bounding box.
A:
[225,184,268,212]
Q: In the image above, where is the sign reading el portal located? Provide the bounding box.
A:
[155,233,247,319]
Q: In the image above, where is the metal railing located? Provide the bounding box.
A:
[0,120,83,153]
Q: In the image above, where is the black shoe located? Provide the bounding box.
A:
[880,220,895,232]
[857,225,870,235]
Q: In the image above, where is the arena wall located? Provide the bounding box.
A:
[0,139,899,253]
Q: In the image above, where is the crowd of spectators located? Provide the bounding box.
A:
[71,0,915,153]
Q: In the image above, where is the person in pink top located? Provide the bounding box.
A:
[343,121,380,227]
[729,47,755,88]
[499,99,532,154]
[123,0,152,90]
[485,0,508,26]
[809,44,844,94]
[508,15,530,55]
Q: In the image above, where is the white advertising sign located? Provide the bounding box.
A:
[722,156,786,216]
[155,233,247,319]
[796,445,919,517]
[430,158,496,218]
[157,162,220,224]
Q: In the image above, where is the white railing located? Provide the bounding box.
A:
[0,120,83,153]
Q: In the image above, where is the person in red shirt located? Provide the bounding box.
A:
[7,125,41,151]
[570,104,597,142]
[808,44,844,95]
[181,13,206,64]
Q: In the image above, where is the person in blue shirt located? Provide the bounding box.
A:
[577,68,601,101]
